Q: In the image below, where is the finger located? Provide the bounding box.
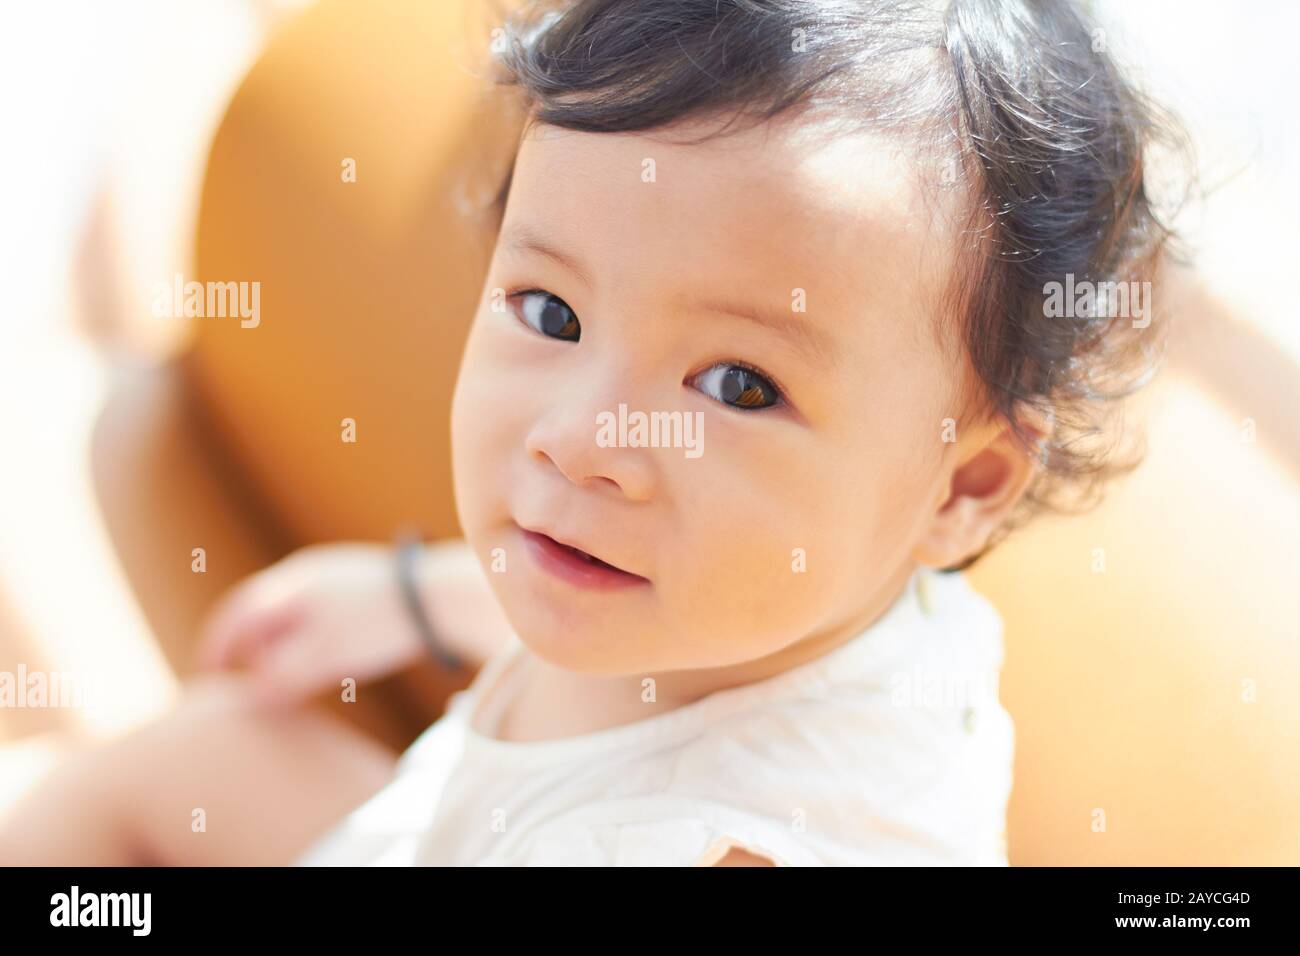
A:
[198,588,283,669]
[198,575,305,670]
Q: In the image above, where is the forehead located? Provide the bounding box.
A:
[502,115,958,363]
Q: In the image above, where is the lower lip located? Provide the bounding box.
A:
[520,528,649,591]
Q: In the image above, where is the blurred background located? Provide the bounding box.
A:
[1,0,1297,864]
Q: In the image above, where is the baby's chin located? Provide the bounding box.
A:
[499,597,668,676]
[502,596,792,679]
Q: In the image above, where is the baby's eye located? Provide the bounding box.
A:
[510,290,580,342]
[691,363,782,411]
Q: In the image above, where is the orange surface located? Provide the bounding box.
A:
[971,372,1300,864]
[188,0,513,544]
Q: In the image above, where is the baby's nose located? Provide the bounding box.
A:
[524,401,659,502]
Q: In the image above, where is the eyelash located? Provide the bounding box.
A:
[504,287,789,411]
[701,359,789,411]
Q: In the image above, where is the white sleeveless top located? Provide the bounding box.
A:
[295,566,1014,866]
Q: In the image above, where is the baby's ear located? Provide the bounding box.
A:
[912,413,1046,570]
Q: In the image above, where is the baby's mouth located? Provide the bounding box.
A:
[516,524,650,589]
[550,538,624,571]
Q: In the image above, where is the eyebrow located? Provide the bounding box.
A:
[500,223,595,289]
[682,293,839,370]
[499,223,838,369]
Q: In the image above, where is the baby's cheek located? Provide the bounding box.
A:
[665,509,843,661]
[452,382,519,540]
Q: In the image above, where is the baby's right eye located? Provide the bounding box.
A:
[510,290,581,342]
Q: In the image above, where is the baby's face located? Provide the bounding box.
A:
[452,115,970,675]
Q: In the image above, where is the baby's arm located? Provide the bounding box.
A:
[197,539,516,708]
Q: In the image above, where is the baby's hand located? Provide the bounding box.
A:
[195,540,515,710]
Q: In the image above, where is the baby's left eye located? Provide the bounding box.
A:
[691,363,782,411]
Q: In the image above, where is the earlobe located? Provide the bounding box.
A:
[912,425,1042,569]
[912,494,981,569]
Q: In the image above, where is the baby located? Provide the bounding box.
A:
[0,0,1176,867]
